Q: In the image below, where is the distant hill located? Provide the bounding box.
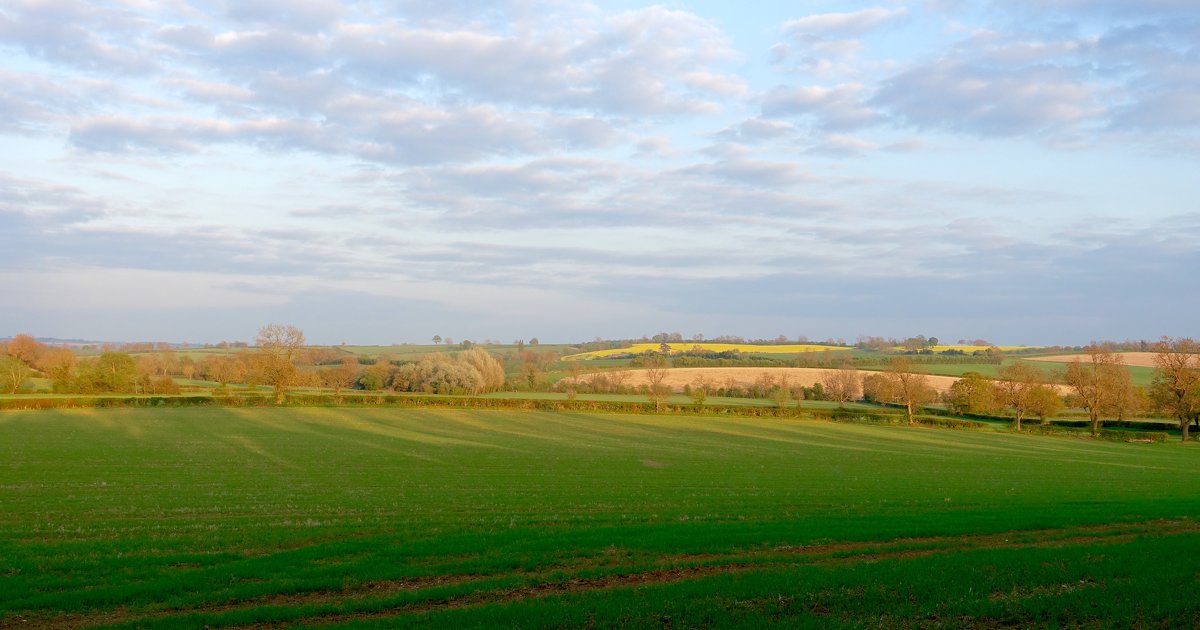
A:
[0,337,200,349]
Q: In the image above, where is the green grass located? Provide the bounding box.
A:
[479,391,887,411]
[336,344,581,358]
[1,407,1198,627]
[854,359,1156,386]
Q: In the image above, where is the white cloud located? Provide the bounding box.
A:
[1,0,1197,342]
[782,8,908,36]
[0,267,289,310]
[762,83,881,130]
[873,60,1100,137]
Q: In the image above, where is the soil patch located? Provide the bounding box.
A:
[581,367,963,394]
[1028,352,1160,368]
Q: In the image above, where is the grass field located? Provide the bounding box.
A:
[337,344,580,358]
[564,343,847,360]
[849,360,1157,387]
[893,345,1038,353]
[2,407,1199,628]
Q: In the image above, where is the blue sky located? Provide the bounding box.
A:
[1,0,1197,345]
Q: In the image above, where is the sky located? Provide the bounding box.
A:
[1,0,1197,345]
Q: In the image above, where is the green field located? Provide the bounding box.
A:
[3,407,1199,628]
[852,360,1157,386]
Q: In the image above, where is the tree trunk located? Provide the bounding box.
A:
[274,385,285,405]
[1183,420,1190,442]
[1090,412,1100,437]
[1015,411,1023,432]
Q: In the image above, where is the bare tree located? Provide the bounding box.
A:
[518,350,557,391]
[321,356,361,401]
[689,375,711,408]
[1150,337,1200,441]
[3,334,43,365]
[204,355,247,389]
[642,353,670,412]
[822,364,861,408]
[252,324,305,404]
[1108,368,1144,421]
[0,356,31,394]
[884,357,936,425]
[37,347,78,393]
[1063,344,1127,437]
[771,372,793,409]
[996,362,1049,431]
[562,360,584,400]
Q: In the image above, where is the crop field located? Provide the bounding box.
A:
[893,345,1039,353]
[564,343,846,360]
[337,344,580,358]
[847,360,1156,388]
[3,407,1200,628]
[581,367,966,394]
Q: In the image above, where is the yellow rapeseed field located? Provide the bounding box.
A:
[563,342,847,361]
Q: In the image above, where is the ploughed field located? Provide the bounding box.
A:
[2,408,1199,628]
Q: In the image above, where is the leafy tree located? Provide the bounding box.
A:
[432,335,442,345]
[1029,386,1064,426]
[458,348,505,392]
[358,362,393,391]
[947,372,998,416]
[689,375,711,408]
[0,356,31,394]
[1150,337,1200,441]
[392,351,504,395]
[77,352,138,393]
[252,324,305,404]
[861,372,895,404]
[392,355,483,394]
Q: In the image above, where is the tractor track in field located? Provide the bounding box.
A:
[6,518,1199,630]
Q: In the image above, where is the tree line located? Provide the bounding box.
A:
[4,330,1197,441]
[0,325,549,402]
[561,340,1200,441]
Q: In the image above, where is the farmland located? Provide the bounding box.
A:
[2,407,1199,627]
[573,366,967,394]
[894,345,1039,353]
[563,342,846,360]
